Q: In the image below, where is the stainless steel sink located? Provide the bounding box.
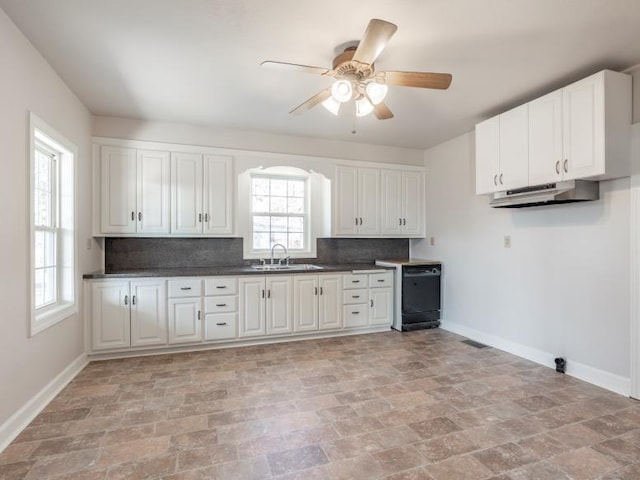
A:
[251,264,325,271]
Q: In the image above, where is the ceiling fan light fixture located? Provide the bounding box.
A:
[331,80,353,103]
[355,96,374,117]
[321,96,341,115]
[365,81,388,105]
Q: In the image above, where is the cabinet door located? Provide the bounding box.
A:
[293,276,318,332]
[100,146,137,233]
[528,91,564,185]
[171,152,203,235]
[319,275,343,330]
[91,281,130,351]
[203,155,233,235]
[499,104,529,190]
[369,288,392,326]
[334,165,359,235]
[266,276,293,335]
[137,150,171,234]
[562,73,605,180]
[358,167,380,235]
[238,277,266,337]
[380,170,402,235]
[168,297,202,344]
[130,280,167,347]
[475,117,500,194]
[401,171,424,236]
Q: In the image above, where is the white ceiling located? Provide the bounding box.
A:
[2,0,640,149]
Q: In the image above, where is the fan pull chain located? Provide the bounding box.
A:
[352,116,357,135]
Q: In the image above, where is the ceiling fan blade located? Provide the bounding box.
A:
[373,101,394,120]
[379,71,452,89]
[352,19,398,66]
[261,61,331,76]
[289,88,332,115]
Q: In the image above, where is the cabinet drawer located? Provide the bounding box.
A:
[204,313,237,341]
[343,305,368,328]
[343,288,368,305]
[204,295,237,314]
[370,271,393,288]
[343,274,368,289]
[168,279,202,298]
[205,277,237,296]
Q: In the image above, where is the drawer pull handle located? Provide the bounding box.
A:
[180,287,192,291]
[314,287,318,295]
[377,279,385,282]
[216,286,227,289]
[216,303,227,307]
[352,280,360,283]
[124,295,129,306]
[353,311,360,315]
[352,295,360,299]
[216,322,227,326]
[320,287,323,295]
[370,299,374,307]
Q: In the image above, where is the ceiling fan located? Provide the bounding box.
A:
[261,19,452,120]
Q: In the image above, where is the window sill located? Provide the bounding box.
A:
[31,302,77,337]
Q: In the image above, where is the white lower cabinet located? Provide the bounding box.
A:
[167,279,202,344]
[342,271,393,329]
[293,274,343,332]
[91,279,166,351]
[239,276,293,337]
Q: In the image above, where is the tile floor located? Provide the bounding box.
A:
[1,329,639,479]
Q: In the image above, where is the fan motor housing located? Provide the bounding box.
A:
[332,46,374,79]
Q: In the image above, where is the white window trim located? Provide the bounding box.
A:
[29,112,78,336]
[249,172,310,257]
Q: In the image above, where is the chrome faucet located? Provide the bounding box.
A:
[270,243,288,265]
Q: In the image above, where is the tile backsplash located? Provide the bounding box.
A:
[105,237,409,271]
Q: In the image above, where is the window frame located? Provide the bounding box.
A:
[249,172,310,257]
[29,113,77,336]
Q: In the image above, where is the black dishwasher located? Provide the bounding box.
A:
[401,265,441,331]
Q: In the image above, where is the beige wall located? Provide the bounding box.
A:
[0,8,100,434]
[92,116,425,166]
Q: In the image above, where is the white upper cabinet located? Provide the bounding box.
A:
[137,150,171,234]
[476,69,631,194]
[381,170,425,236]
[171,152,203,235]
[100,146,137,233]
[528,90,564,185]
[172,153,233,235]
[334,165,360,236]
[499,104,529,190]
[100,146,170,234]
[475,105,528,194]
[358,167,381,235]
[203,155,233,235]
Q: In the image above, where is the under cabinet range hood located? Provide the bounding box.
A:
[490,180,599,208]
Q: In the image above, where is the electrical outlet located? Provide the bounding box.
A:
[504,235,511,248]
[86,238,92,250]
[430,236,435,246]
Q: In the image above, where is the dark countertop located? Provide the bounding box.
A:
[83,263,394,279]
[375,258,442,267]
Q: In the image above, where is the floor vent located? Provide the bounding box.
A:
[461,339,489,349]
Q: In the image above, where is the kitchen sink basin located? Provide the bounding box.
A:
[251,264,325,271]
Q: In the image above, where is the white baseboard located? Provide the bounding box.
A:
[441,321,631,397]
[0,353,88,453]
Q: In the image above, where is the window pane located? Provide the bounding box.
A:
[271,179,287,196]
[288,233,304,250]
[253,232,270,250]
[252,178,269,195]
[253,215,270,232]
[34,230,56,268]
[42,267,56,305]
[35,190,52,226]
[288,217,304,232]
[271,232,287,246]
[34,268,45,308]
[287,197,304,214]
[35,150,51,191]
[271,216,287,232]
[288,180,304,198]
[252,195,269,213]
[270,196,287,213]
